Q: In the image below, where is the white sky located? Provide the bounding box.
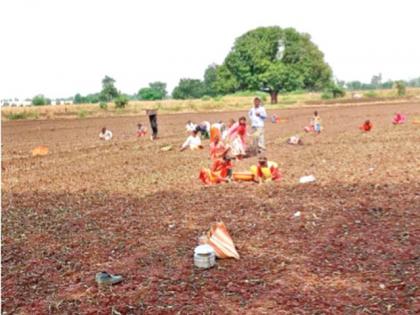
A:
[1,0,419,99]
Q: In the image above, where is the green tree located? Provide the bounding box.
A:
[172,79,206,99]
[149,82,167,97]
[100,75,119,102]
[213,64,239,95]
[32,94,48,106]
[223,26,332,103]
[407,77,420,87]
[203,64,218,96]
[259,63,304,103]
[114,94,129,108]
[395,81,406,96]
[138,81,167,100]
[370,73,382,89]
[74,93,84,104]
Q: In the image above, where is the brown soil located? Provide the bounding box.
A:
[2,102,420,314]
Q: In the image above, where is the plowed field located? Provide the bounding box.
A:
[2,102,419,314]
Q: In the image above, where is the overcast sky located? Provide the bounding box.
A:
[1,0,419,99]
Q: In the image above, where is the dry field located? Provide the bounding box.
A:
[2,101,420,314]
[2,88,420,121]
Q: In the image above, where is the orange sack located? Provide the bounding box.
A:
[32,145,49,156]
[205,222,240,259]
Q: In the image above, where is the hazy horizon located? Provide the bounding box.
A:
[1,0,419,99]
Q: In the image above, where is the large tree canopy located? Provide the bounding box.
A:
[99,75,119,102]
[172,79,206,99]
[223,26,332,103]
[138,81,167,100]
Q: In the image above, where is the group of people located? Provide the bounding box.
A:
[99,109,159,141]
[181,97,282,185]
[98,97,408,186]
[181,97,268,156]
[359,112,406,133]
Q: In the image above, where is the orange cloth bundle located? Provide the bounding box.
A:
[232,172,254,181]
[205,222,240,259]
[31,145,49,156]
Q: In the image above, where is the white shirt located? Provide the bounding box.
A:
[99,130,113,141]
[185,122,197,132]
[221,129,229,141]
[182,135,201,150]
[248,106,267,128]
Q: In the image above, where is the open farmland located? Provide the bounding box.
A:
[2,101,420,314]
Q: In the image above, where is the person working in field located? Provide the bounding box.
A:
[99,127,113,141]
[146,109,158,140]
[199,155,233,185]
[185,120,197,133]
[210,134,230,160]
[136,123,147,137]
[222,118,236,141]
[392,112,406,125]
[232,156,281,183]
[311,111,322,134]
[180,130,203,151]
[195,121,211,139]
[248,97,267,151]
[210,121,224,144]
[287,134,303,145]
[226,116,248,159]
[271,114,281,124]
[250,156,281,183]
[359,120,373,132]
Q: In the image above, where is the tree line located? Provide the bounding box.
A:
[29,26,419,106]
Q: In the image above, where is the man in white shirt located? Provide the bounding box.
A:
[180,130,203,151]
[99,127,113,141]
[185,120,197,133]
[248,97,267,150]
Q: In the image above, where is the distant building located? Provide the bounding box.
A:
[0,98,73,107]
[1,98,32,107]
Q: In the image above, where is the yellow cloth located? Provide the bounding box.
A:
[250,165,272,180]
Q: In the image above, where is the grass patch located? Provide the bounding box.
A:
[77,109,89,118]
[364,91,378,98]
[7,111,39,120]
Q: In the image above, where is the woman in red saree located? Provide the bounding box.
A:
[392,112,406,125]
[210,135,230,160]
[227,116,247,159]
[199,156,233,185]
[359,120,373,132]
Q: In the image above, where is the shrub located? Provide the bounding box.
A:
[114,95,129,108]
[78,109,88,118]
[395,81,406,96]
[99,102,108,110]
[364,91,377,98]
[7,111,39,120]
[201,95,211,101]
[32,95,48,106]
[330,85,346,98]
[321,91,333,99]
[322,84,345,99]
